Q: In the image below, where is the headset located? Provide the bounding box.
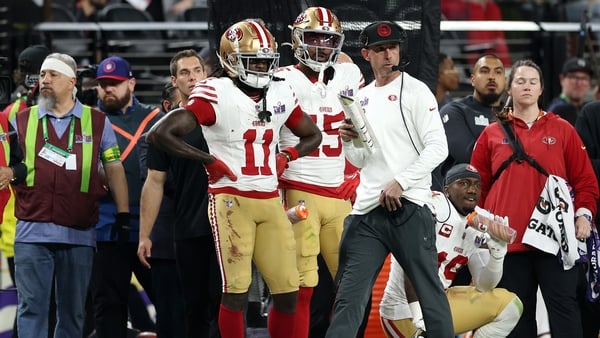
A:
[360,25,453,222]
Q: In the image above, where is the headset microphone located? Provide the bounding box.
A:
[391,59,410,72]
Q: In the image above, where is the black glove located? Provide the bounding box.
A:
[110,212,131,244]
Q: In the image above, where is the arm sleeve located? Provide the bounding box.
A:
[284,105,304,129]
[185,98,217,126]
[341,140,370,169]
[393,91,448,190]
[469,249,503,291]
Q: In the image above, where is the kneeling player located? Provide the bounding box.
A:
[379,163,523,338]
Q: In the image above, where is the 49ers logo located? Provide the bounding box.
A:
[226,27,243,42]
[293,12,308,25]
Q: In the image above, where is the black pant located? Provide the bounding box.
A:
[499,251,581,338]
[175,236,222,338]
[326,203,454,337]
[309,254,371,338]
[150,258,186,338]
[577,263,600,338]
[90,242,154,338]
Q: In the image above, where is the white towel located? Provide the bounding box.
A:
[522,175,579,270]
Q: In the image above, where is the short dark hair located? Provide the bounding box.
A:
[161,82,179,111]
[471,54,503,74]
[439,53,449,66]
[169,49,204,77]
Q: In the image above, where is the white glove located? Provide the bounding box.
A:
[486,233,507,259]
[413,317,426,332]
[409,301,426,331]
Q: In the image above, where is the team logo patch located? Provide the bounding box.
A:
[225,199,233,208]
[339,87,353,97]
[293,12,308,25]
[102,61,116,73]
[360,97,369,107]
[439,223,453,237]
[542,136,556,145]
[465,164,478,173]
[75,134,93,143]
[226,27,243,42]
[388,94,398,101]
[377,23,392,37]
[474,115,489,126]
[273,102,286,114]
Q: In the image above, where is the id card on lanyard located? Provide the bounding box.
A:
[37,115,77,170]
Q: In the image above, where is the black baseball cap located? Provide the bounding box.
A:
[444,163,481,186]
[562,57,593,77]
[359,21,406,48]
[18,45,51,74]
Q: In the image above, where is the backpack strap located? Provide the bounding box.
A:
[491,121,549,183]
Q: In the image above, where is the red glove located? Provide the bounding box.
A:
[336,171,360,201]
[276,152,290,177]
[204,157,237,184]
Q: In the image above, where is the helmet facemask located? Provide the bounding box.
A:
[289,7,344,73]
[292,29,343,72]
[230,50,279,89]
[219,20,280,89]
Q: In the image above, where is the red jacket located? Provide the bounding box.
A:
[471,112,599,252]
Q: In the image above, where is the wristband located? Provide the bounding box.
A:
[281,147,299,161]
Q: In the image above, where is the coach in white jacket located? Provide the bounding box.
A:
[326,21,453,338]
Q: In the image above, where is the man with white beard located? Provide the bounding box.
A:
[11,52,129,338]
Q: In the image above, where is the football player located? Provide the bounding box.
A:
[146,19,322,338]
[276,7,364,337]
[379,163,523,338]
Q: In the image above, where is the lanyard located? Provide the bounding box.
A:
[42,115,76,152]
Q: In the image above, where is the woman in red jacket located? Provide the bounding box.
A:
[470,59,599,338]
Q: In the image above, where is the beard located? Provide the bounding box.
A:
[101,89,131,113]
[476,89,502,106]
[38,93,56,110]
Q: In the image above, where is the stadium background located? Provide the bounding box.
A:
[0,1,597,337]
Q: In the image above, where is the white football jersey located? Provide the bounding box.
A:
[380,192,485,320]
[188,77,300,193]
[277,64,363,188]
[430,192,485,288]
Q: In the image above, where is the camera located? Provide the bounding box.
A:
[76,65,98,106]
